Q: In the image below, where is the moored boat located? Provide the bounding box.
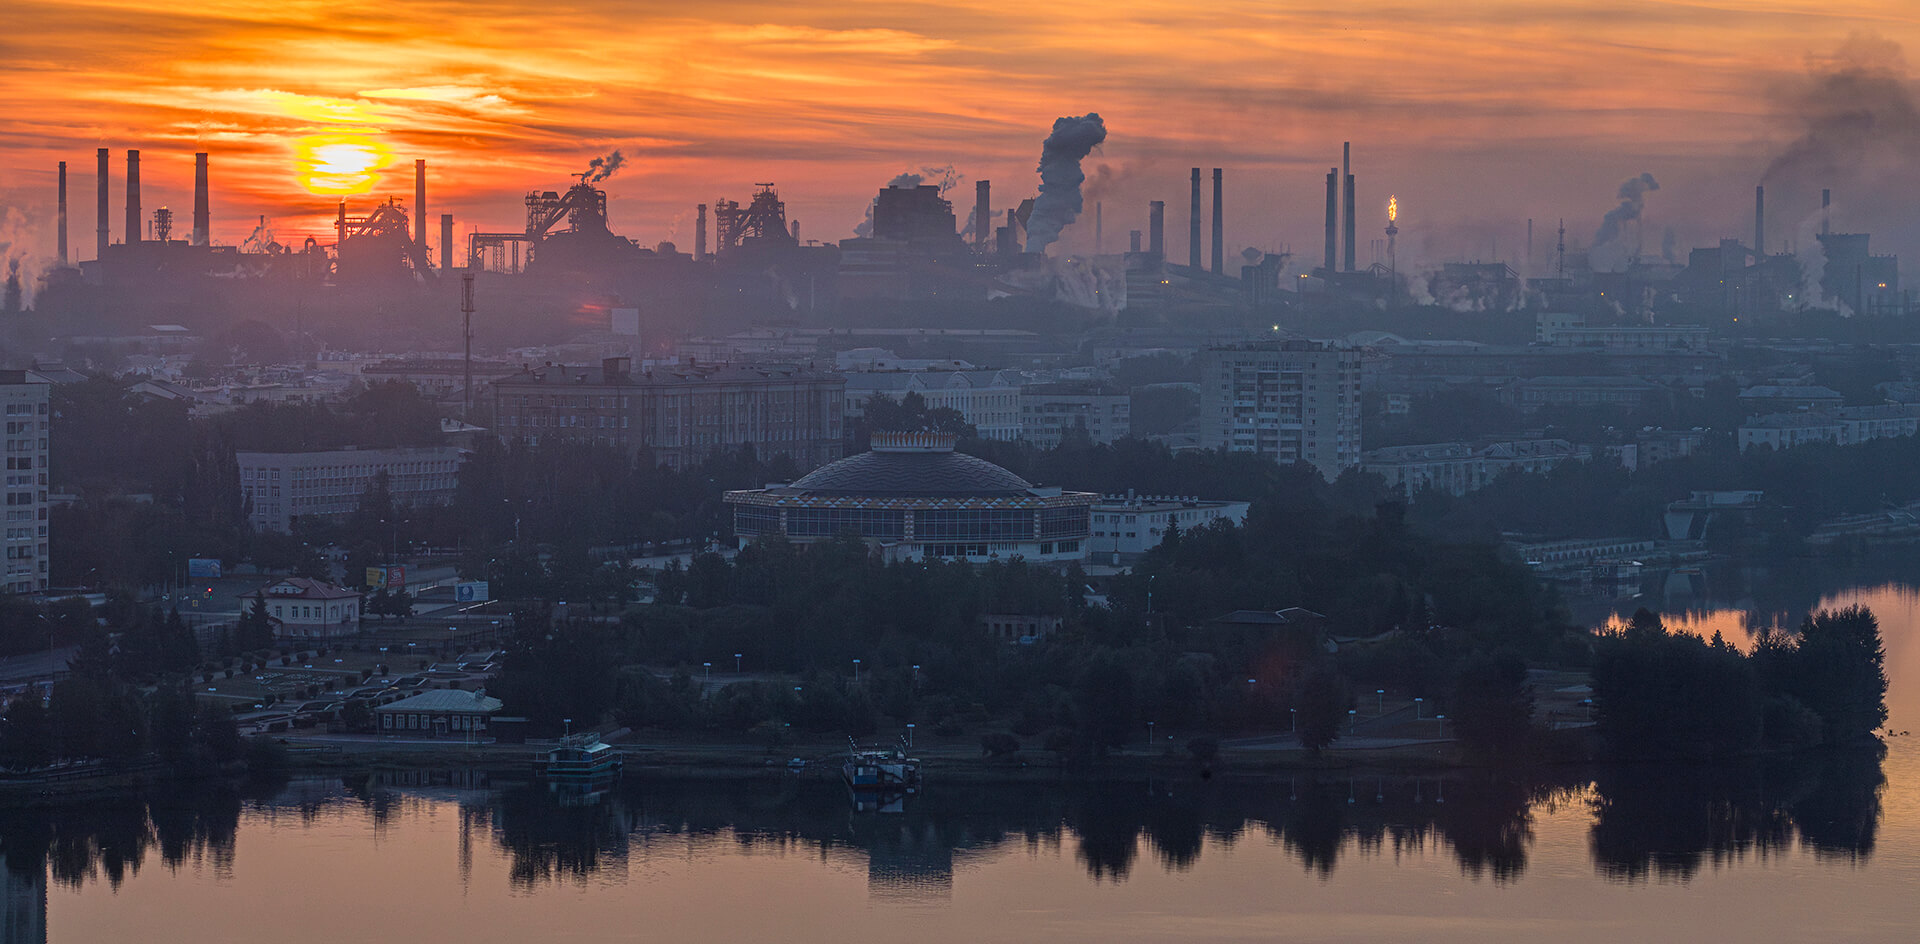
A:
[535,732,624,779]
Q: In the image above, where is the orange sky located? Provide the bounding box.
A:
[3,1,1919,273]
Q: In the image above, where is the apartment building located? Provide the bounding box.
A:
[0,372,50,594]
[1019,382,1131,448]
[491,358,845,472]
[1199,340,1362,480]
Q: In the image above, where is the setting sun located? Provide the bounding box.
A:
[295,135,390,195]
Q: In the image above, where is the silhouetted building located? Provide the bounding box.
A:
[0,371,51,594]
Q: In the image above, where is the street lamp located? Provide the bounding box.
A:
[1414,697,1424,719]
[1582,698,1593,722]
[1435,714,1447,738]
[905,723,915,749]
[1376,689,1385,715]
[1289,707,1296,733]
[1147,720,1156,749]
[702,662,711,682]
[852,658,861,682]
[1348,708,1358,733]
[734,652,743,673]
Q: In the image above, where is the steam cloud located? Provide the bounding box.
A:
[1024,113,1107,255]
[1589,172,1659,272]
[579,150,626,184]
[1763,33,1920,188]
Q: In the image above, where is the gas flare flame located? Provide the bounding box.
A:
[1388,196,1398,223]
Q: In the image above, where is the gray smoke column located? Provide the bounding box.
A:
[1589,172,1659,271]
[1024,113,1106,254]
[579,150,626,184]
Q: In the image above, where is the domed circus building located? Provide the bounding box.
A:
[724,432,1095,563]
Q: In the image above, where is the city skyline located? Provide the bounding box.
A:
[4,1,1920,273]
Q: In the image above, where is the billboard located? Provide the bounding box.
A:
[454,581,490,603]
[365,565,407,589]
[365,567,387,589]
[187,558,222,579]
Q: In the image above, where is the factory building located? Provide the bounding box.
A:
[491,358,845,472]
[1199,341,1362,480]
[724,432,1095,563]
[0,372,51,594]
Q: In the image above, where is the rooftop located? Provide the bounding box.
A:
[780,432,1035,498]
[373,690,504,714]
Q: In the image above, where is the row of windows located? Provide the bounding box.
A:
[788,507,906,539]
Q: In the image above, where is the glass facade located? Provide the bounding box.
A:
[786,507,906,539]
[1039,506,1086,539]
[734,505,780,535]
[914,508,1034,542]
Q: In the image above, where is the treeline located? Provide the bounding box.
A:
[1592,606,1889,759]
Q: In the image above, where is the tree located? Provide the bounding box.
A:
[1786,606,1889,746]
[980,732,1021,757]
[1296,666,1347,755]
[0,696,55,770]
[237,594,276,652]
[490,619,619,732]
[1450,651,1534,761]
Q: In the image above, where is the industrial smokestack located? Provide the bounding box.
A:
[441,213,454,273]
[1343,173,1357,271]
[95,148,108,260]
[57,162,68,266]
[1148,200,1165,256]
[125,150,141,245]
[1754,185,1765,257]
[1342,143,1356,272]
[414,159,427,249]
[791,219,801,241]
[1095,202,1103,254]
[1324,168,1338,273]
[1822,188,1831,236]
[695,204,707,261]
[975,180,991,252]
[1189,168,1202,268]
[192,153,209,247]
[1129,230,1142,253]
[1210,168,1224,275]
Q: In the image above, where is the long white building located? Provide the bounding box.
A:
[237,445,464,533]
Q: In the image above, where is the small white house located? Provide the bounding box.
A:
[240,578,363,639]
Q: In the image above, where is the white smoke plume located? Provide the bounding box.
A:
[1794,213,1851,315]
[1024,113,1107,254]
[1589,172,1659,272]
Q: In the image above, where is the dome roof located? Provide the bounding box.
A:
[787,445,1035,498]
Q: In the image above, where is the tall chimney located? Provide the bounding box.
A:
[1210,168,1224,275]
[1754,185,1765,257]
[441,213,454,272]
[414,159,427,249]
[192,153,210,246]
[125,150,141,245]
[974,180,991,252]
[1095,202,1103,254]
[791,219,800,241]
[1323,168,1338,273]
[1343,172,1356,272]
[1148,200,1165,256]
[56,162,68,266]
[1189,168,1202,269]
[1341,143,1355,272]
[695,204,708,261]
[336,201,347,254]
[1822,188,1831,236]
[1129,230,1142,253]
[95,148,108,260]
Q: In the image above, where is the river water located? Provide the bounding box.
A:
[8,573,1920,943]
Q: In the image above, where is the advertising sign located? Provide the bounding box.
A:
[187,558,223,579]
[387,565,406,589]
[455,581,490,603]
[365,567,388,588]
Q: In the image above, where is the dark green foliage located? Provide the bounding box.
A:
[1757,605,1889,746]
[490,619,619,733]
[980,732,1021,757]
[0,696,55,770]
[1591,609,1776,760]
[1449,652,1534,761]
[1295,666,1347,755]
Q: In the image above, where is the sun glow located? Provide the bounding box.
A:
[294,134,391,195]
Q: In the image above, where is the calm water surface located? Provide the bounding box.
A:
[10,578,1920,943]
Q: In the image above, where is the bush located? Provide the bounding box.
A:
[980,732,1021,757]
[933,717,964,738]
[242,736,288,775]
[1186,735,1219,765]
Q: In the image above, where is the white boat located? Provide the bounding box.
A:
[534,732,624,779]
[841,737,921,793]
